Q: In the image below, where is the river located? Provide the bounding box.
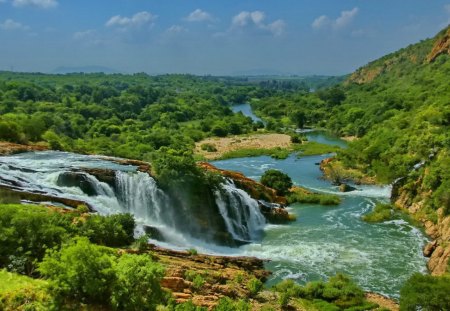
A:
[221,103,429,298]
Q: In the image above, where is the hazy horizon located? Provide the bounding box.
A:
[1,0,449,75]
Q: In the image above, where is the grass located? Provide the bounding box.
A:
[0,270,47,292]
[0,270,51,311]
[287,187,341,205]
[293,141,341,157]
[218,147,290,160]
[362,203,396,223]
[217,141,339,161]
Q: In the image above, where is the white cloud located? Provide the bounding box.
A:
[166,25,187,34]
[312,15,330,29]
[312,7,359,30]
[445,4,450,14]
[335,8,359,29]
[73,29,95,40]
[231,11,286,36]
[185,9,214,22]
[106,11,156,28]
[0,18,29,30]
[12,0,58,9]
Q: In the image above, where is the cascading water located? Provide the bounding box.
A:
[215,180,266,242]
[0,151,266,247]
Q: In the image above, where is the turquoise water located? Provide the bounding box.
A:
[212,153,428,299]
[231,103,265,124]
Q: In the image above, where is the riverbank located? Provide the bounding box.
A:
[0,141,48,155]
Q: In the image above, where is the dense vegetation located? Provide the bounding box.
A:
[250,26,450,219]
[260,169,293,195]
[0,203,383,310]
[0,72,264,160]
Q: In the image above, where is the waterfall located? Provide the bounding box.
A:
[114,171,175,228]
[215,180,266,242]
[0,151,268,246]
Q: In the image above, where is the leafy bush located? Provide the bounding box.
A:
[287,191,341,205]
[400,273,450,311]
[39,237,116,306]
[247,277,263,297]
[173,300,207,311]
[192,275,205,290]
[200,143,217,152]
[78,213,135,247]
[260,169,293,196]
[111,253,166,311]
[214,297,251,311]
[0,204,70,275]
[362,203,395,223]
[273,279,302,307]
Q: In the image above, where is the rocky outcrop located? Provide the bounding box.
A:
[198,162,294,223]
[121,244,269,309]
[427,27,450,63]
[257,200,293,223]
[338,183,357,192]
[0,141,48,155]
[0,185,94,211]
[320,157,376,185]
[198,162,286,205]
[392,176,450,275]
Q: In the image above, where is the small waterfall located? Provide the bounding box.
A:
[115,171,174,227]
[215,181,266,242]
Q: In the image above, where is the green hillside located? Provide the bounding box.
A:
[331,26,450,217]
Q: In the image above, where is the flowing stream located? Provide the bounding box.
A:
[215,103,429,298]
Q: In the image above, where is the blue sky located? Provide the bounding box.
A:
[1,0,450,75]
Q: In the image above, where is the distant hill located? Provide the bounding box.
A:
[53,66,120,74]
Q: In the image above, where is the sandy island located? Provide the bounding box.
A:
[195,133,292,160]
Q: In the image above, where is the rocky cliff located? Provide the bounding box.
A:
[392,176,450,275]
[427,26,450,63]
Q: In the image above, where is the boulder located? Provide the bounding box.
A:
[56,172,98,196]
[338,183,357,192]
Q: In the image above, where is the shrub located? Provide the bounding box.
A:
[247,277,263,297]
[200,143,217,152]
[192,275,205,290]
[78,213,135,247]
[39,237,116,306]
[400,273,450,311]
[0,204,69,275]
[273,279,302,307]
[174,300,207,311]
[111,253,166,311]
[214,297,251,311]
[362,203,395,223]
[260,169,293,196]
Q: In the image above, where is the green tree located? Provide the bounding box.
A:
[400,273,450,311]
[39,237,116,306]
[260,169,293,196]
[111,254,166,311]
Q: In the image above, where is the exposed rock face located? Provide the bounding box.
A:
[0,185,94,211]
[198,162,286,205]
[427,27,450,63]
[121,244,270,309]
[338,183,357,192]
[198,162,294,223]
[56,172,99,196]
[257,200,291,223]
[0,141,48,155]
[392,176,450,275]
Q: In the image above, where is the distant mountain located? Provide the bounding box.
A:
[53,66,120,74]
